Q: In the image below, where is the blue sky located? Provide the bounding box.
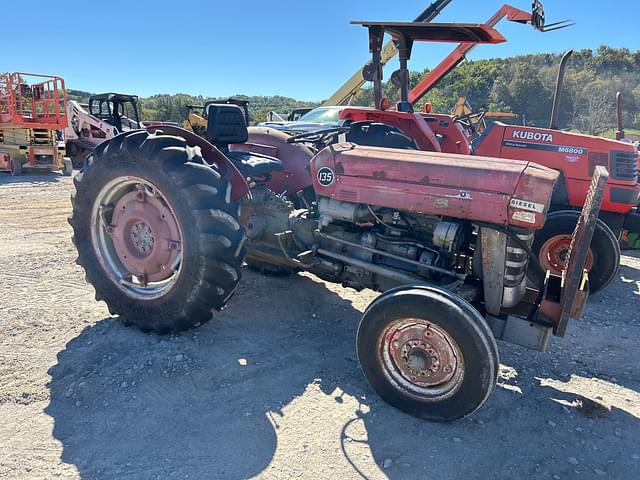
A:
[4,0,638,100]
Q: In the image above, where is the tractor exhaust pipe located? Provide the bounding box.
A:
[615,92,625,140]
[549,49,573,130]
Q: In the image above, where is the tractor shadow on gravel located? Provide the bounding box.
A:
[45,271,370,479]
[45,268,640,479]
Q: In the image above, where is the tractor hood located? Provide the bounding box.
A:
[311,143,559,230]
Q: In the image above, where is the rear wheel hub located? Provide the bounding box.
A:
[91,176,184,300]
[110,187,181,283]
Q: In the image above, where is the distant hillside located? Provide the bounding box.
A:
[354,46,640,136]
[67,46,640,136]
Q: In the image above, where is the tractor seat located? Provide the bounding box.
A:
[206,104,283,178]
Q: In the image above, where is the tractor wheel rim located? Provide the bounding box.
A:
[539,234,594,276]
[380,319,464,400]
[91,176,183,300]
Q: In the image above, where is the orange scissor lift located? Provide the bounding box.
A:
[0,72,72,176]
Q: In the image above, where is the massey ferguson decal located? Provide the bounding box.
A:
[444,190,472,200]
[503,131,588,156]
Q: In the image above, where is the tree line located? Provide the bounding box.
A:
[65,90,317,125]
[353,46,640,137]
[67,46,640,137]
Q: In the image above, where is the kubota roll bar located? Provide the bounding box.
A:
[352,22,506,112]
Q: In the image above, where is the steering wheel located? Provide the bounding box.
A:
[285,126,352,149]
[453,109,487,137]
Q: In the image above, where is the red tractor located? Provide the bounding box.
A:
[71,22,605,422]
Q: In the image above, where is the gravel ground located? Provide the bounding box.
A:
[0,173,639,480]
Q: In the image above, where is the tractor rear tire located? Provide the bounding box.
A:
[530,210,620,294]
[10,157,22,176]
[69,130,246,333]
[357,286,499,422]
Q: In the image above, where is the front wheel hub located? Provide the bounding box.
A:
[539,234,594,275]
[386,321,459,388]
[108,188,181,282]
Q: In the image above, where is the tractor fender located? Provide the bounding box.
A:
[238,126,315,195]
[145,125,250,201]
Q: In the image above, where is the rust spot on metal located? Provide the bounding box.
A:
[435,198,449,209]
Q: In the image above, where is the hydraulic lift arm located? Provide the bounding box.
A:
[408,1,572,105]
[321,0,453,107]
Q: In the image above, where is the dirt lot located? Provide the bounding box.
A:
[0,173,639,480]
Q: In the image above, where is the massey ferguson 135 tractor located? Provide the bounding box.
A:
[70,23,606,422]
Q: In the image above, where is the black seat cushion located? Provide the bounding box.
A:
[207,104,248,145]
[226,150,283,178]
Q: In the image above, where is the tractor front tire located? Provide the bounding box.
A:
[69,130,245,333]
[357,286,499,422]
[530,210,620,294]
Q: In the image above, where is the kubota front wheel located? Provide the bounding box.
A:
[69,130,245,333]
[530,210,620,294]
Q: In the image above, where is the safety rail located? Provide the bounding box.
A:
[0,72,68,129]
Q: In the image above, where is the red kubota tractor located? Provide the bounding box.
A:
[70,21,606,422]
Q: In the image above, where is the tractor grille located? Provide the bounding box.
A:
[338,189,359,202]
[610,151,638,181]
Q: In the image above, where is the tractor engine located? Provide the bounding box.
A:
[310,197,472,291]
[242,186,534,308]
